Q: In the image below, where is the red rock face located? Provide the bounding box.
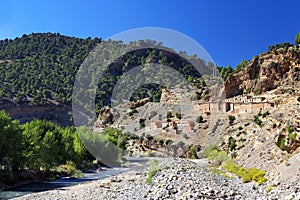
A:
[224,46,300,98]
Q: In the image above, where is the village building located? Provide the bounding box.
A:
[198,95,274,114]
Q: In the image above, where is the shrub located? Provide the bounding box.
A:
[255,90,261,95]
[235,59,247,72]
[279,138,286,150]
[201,145,219,158]
[145,150,153,157]
[166,111,173,118]
[262,111,270,118]
[289,133,297,141]
[165,139,173,146]
[63,161,83,178]
[189,145,198,159]
[206,150,228,164]
[297,96,300,102]
[244,88,251,94]
[238,126,243,130]
[266,187,273,193]
[196,115,204,123]
[287,125,293,134]
[145,134,154,141]
[228,137,237,151]
[129,108,138,116]
[239,138,246,142]
[175,113,182,119]
[146,160,161,185]
[202,146,268,185]
[228,115,236,125]
[257,111,262,117]
[223,162,267,185]
[254,115,262,126]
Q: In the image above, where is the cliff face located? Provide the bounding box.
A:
[0,100,72,127]
[225,45,300,98]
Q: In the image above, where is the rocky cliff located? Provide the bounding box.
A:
[225,44,300,98]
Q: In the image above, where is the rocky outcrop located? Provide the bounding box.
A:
[225,45,300,98]
[129,98,150,108]
[0,100,72,127]
[94,107,114,128]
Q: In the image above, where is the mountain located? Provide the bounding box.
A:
[0,33,209,125]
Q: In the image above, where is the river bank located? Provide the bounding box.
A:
[0,158,148,199]
[10,158,300,200]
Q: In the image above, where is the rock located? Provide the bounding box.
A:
[94,106,114,128]
[129,98,150,108]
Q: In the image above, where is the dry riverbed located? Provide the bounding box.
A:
[12,158,300,200]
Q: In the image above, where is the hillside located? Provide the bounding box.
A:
[92,41,300,197]
[0,33,210,125]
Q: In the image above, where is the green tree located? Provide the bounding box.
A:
[0,110,23,171]
[21,120,64,170]
[236,59,247,72]
[77,126,123,166]
[295,32,300,45]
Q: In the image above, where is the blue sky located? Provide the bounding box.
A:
[0,0,299,67]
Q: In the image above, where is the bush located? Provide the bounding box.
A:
[145,134,154,141]
[196,115,204,123]
[63,161,83,178]
[228,115,236,125]
[255,90,261,95]
[287,125,293,134]
[244,88,251,94]
[223,162,267,185]
[254,115,262,126]
[279,138,286,150]
[166,111,173,118]
[202,146,268,185]
[228,137,237,151]
[189,145,199,159]
[297,96,300,102]
[235,59,247,72]
[165,139,173,146]
[289,133,297,141]
[262,111,270,118]
[175,113,182,119]
[146,160,161,185]
[201,145,219,158]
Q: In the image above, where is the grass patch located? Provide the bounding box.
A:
[266,186,273,193]
[60,161,83,178]
[223,162,267,184]
[202,146,267,185]
[146,160,161,185]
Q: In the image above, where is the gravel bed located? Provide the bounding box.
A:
[13,158,300,200]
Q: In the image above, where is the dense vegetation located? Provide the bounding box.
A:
[0,33,212,114]
[0,33,101,105]
[0,110,128,184]
[202,145,267,185]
